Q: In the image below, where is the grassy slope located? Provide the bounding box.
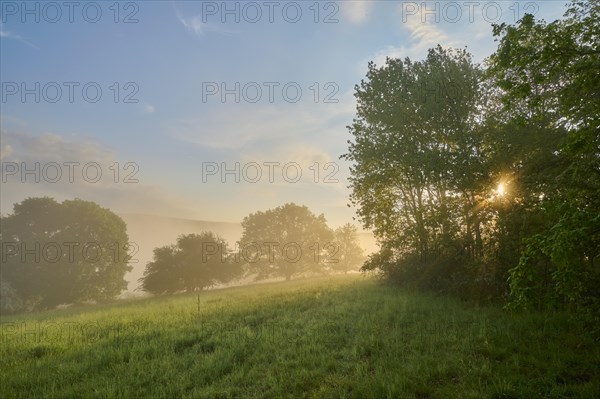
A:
[1,275,598,398]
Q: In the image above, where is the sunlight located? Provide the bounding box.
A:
[497,182,506,197]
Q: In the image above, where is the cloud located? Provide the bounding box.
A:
[0,130,117,164]
[179,14,205,36]
[166,92,357,225]
[403,12,451,47]
[0,144,13,160]
[0,129,198,219]
[363,5,460,68]
[143,104,156,114]
[237,142,338,182]
[171,89,355,152]
[368,45,406,67]
[0,22,39,49]
[172,106,305,150]
[340,1,374,25]
[177,12,235,37]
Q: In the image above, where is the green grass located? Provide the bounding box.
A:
[1,275,599,398]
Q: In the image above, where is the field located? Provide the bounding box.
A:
[1,275,599,398]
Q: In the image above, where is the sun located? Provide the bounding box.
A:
[497,182,506,197]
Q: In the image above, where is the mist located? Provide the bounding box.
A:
[1,1,597,397]
[120,212,378,293]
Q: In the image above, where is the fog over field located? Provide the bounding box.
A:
[1,1,598,397]
[120,213,378,292]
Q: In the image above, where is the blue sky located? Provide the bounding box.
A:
[0,1,569,228]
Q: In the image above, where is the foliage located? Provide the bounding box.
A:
[239,203,334,281]
[331,223,365,273]
[0,278,23,314]
[487,1,600,313]
[138,232,239,294]
[346,1,599,312]
[0,197,131,311]
[343,45,499,297]
[343,46,485,262]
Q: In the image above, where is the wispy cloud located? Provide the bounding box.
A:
[143,104,156,114]
[171,91,354,153]
[176,12,235,37]
[364,6,459,68]
[368,45,406,67]
[179,14,205,36]
[0,22,39,49]
[403,12,451,48]
[172,106,307,150]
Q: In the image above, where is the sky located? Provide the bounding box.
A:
[0,0,569,229]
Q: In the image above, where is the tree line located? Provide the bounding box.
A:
[343,0,599,327]
[137,203,365,295]
[1,199,364,313]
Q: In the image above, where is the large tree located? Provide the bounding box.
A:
[345,1,599,308]
[138,232,238,295]
[342,46,485,268]
[239,203,334,281]
[0,197,131,311]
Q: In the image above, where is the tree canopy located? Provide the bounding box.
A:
[239,203,335,281]
[0,197,131,312]
[138,232,239,295]
[486,0,600,314]
[332,223,365,274]
[344,1,599,315]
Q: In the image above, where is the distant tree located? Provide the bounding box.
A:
[137,245,180,295]
[0,278,23,314]
[239,203,334,281]
[0,197,131,311]
[331,224,365,274]
[138,232,239,294]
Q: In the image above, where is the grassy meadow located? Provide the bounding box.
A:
[1,275,598,398]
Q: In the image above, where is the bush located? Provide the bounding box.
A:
[363,245,507,304]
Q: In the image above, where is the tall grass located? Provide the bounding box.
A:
[1,275,598,398]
